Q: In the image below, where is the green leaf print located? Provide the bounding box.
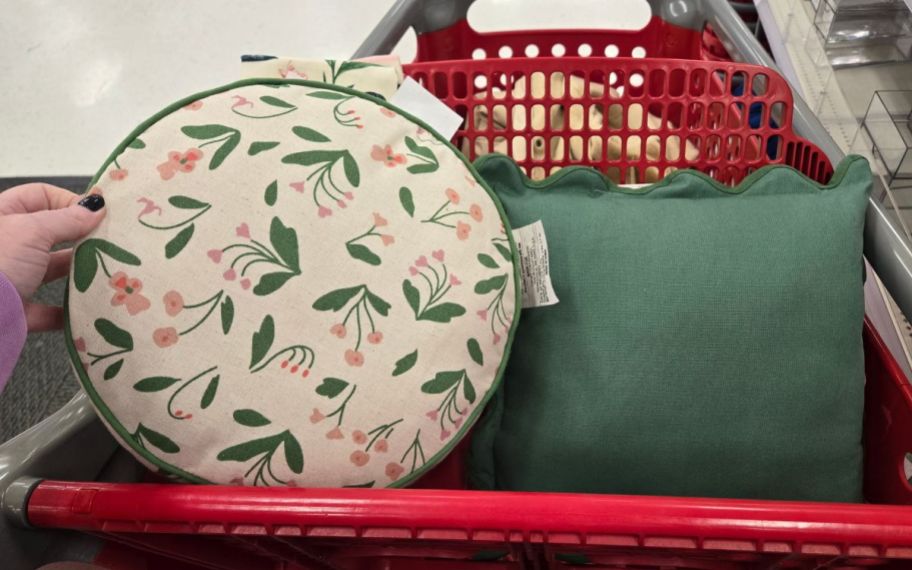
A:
[494,242,512,262]
[313,285,364,311]
[404,137,439,174]
[261,95,296,109]
[220,296,234,335]
[399,187,415,217]
[475,275,508,295]
[307,90,348,100]
[366,291,391,316]
[316,377,349,398]
[283,433,304,474]
[181,124,241,170]
[134,423,180,454]
[269,217,300,271]
[95,319,133,350]
[346,243,381,266]
[248,141,280,155]
[234,409,271,427]
[217,429,304,485]
[134,376,181,392]
[342,153,360,187]
[103,359,123,381]
[127,138,146,149]
[343,481,376,488]
[478,254,499,269]
[73,239,141,293]
[164,224,195,259]
[392,350,418,377]
[463,375,477,404]
[282,149,344,166]
[422,371,464,394]
[402,280,420,315]
[467,338,484,366]
[200,376,219,409]
[292,126,331,143]
[168,196,208,209]
[253,272,297,296]
[250,315,275,369]
[264,180,278,206]
[419,303,466,323]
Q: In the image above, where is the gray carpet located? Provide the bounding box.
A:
[0,177,91,443]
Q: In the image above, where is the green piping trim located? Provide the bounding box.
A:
[66,77,523,489]
[472,152,868,196]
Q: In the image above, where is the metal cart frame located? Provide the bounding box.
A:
[3,1,912,568]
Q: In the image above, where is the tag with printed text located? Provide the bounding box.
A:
[512,220,559,308]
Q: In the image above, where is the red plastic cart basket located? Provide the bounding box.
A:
[5,2,912,570]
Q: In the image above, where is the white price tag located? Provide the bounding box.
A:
[390,77,463,141]
[512,220,559,308]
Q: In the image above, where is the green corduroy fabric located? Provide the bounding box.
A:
[469,154,871,502]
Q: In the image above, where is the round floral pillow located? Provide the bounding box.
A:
[65,79,519,488]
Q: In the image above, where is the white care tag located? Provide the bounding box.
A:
[512,220,559,308]
[390,77,463,141]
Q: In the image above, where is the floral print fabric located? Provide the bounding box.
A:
[66,79,518,488]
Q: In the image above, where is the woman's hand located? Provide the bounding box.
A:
[0,183,105,331]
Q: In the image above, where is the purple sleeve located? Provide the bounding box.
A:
[0,271,26,391]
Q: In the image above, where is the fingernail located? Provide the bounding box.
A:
[78,195,105,212]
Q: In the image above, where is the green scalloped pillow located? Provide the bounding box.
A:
[470,154,871,502]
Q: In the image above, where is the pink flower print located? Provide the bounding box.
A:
[74,337,87,353]
[336,199,347,209]
[157,149,203,181]
[344,192,354,201]
[184,100,203,111]
[207,249,223,263]
[290,181,306,193]
[386,462,404,481]
[330,323,347,338]
[310,408,326,424]
[109,272,151,315]
[415,255,428,267]
[278,62,306,79]
[470,204,484,222]
[445,188,461,205]
[416,127,426,135]
[352,430,368,445]
[493,333,502,345]
[109,168,128,181]
[454,418,464,429]
[223,268,237,281]
[240,278,251,290]
[380,234,395,246]
[375,439,389,453]
[371,144,407,168]
[432,249,445,262]
[464,174,476,187]
[426,410,438,421]
[318,206,333,218]
[345,349,365,367]
[440,429,452,440]
[326,426,344,440]
[409,266,418,276]
[153,327,179,348]
[367,331,383,345]
[450,274,461,286]
[380,108,396,118]
[231,95,253,109]
[350,450,370,467]
[477,309,488,321]
[456,221,472,241]
[163,290,184,316]
[373,212,388,227]
[137,198,162,218]
[235,223,250,239]
[229,476,244,486]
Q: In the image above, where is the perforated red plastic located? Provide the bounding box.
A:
[402,57,832,185]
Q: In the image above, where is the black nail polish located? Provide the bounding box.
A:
[78,194,105,212]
